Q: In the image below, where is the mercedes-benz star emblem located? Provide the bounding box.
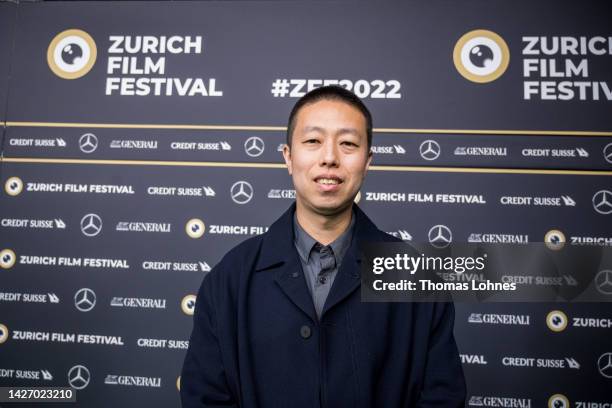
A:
[68,365,90,389]
[419,140,441,161]
[592,190,612,215]
[603,143,612,164]
[598,352,612,378]
[595,270,612,295]
[74,288,96,312]
[244,136,265,157]
[230,181,254,204]
[78,133,98,154]
[428,225,452,248]
[80,213,102,237]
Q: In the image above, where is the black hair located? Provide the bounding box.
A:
[286,85,372,150]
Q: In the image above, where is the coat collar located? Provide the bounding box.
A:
[255,202,382,322]
[255,202,380,272]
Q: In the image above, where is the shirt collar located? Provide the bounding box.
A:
[293,209,355,264]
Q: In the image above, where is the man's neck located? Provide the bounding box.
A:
[295,201,353,246]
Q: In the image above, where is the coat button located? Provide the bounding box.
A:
[300,325,312,339]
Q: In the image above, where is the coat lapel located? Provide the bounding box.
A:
[320,248,361,319]
[255,203,317,323]
[320,204,380,319]
[255,202,383,323]
[273,252,318,323]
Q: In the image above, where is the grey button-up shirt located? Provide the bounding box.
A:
[293,211,355,320]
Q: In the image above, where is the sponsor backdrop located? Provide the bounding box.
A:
[0,1,611,407]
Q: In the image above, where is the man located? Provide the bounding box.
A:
[181,86,466,407]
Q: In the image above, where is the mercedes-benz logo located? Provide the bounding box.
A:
[592,190,612,215]
[80,213,102,237]
[428,225,452,248]
[78,133,98,154]
[603,143,612,164]
[230,181,254,204]
[244,136,265,157]
[419,140,441,161]
[68,365,90,389]
[74,288,96,312]
[598,352,612,378]
[595,270,612,295]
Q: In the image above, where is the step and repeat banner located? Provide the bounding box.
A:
[0,1,611,407]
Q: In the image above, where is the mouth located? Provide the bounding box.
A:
[314,175,343,185]
[314,175,343,191]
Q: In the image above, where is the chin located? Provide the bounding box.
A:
[310,199,353,216]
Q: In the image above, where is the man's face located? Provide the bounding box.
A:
[282,99,372,217]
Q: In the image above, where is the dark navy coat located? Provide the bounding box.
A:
[181,203,466,407]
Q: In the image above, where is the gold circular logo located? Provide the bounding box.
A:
[546,310,568,332]
[548,394,569,408]
[545,229,566,251]
[354,191,362,204]
[185,218,206,239]
[176,375,181,391]
[453,29,510,83]
[0,249,16,269]
[181,294,197,315]
[0,324,8,344]
[4,177,23,196]
[47,29,97,79]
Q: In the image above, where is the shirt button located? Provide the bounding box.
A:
[318,276,327,284]
[300,325,312,339]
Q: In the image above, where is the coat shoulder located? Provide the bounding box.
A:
[198,233,264,294]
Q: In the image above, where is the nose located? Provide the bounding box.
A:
[320,138,339,167]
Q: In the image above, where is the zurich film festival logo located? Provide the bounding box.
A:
[181,294,197,315]
[548,394,569,408]
[4,176,24,196]
[454,29,510,83]
[47,29,97,79]
[186,218,205,239]
[546,310,568,333]
[0,323,8,344]
[544,229,566,251]
[0,249,17,269]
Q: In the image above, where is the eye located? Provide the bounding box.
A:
[305,139,319,144]
[341,141,357,147]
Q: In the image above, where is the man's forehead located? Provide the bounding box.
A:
[296,100,366,134]
[302,125,363,138]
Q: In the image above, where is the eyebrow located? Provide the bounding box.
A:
[302,126,363,138]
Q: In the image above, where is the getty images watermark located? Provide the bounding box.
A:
[360,242,612,302]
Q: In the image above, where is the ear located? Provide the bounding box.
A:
[365,149,373,173]
[282,144,293,175]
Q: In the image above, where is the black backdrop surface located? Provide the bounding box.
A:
[0,1,611,407]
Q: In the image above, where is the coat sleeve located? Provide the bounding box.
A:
[416,301,466,407]
[180,271,238,407]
